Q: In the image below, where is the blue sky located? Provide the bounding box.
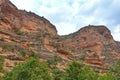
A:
[10,0,120,41]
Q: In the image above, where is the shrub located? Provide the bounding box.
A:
[109,60,120,80]
[2,57,52,80]
[78,66,99,80]
[0,55,5,72]
[98,73,114,80]
[29,51,40,59]
[47,56,61,66]
[65,61,83,80]
[20,50,27,57]
[14,28,23,35]
[65,61,99,80]
[52,68,65,80]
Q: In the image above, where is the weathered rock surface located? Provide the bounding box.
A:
[0,0,120,72]
[57,25,120,71]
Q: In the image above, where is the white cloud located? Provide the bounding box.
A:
[112,25,120,41]
[55,22,77,35]
[37,6,58,15]
[9,0,120,41]
[10,0,38,11]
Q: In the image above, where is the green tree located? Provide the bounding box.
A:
[109,60,120,80]
[2,57,52,80]
[78,66,98,80]
[98,73,114,80]
[52,68,66,80]
[66,61,83,80]
[65,61,99,80]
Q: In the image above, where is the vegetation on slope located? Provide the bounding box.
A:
[0,56,120,80]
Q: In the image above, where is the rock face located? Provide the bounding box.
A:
[0,0,57,34]
[0,0,120,72]
[0,0,58,71]
[60,25,120,55]
[57,25,120,71]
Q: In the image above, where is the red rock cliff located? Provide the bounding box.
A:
[0,0,120,72]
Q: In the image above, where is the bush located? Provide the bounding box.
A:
[29,51,40,59]
[65,61,99,80]
[19,50,27,57]
[65,61,83,80]
[14,28,23,35]
[2,57,52,80]
[47,56,61,66]
[1,58,117,80]
[0,55,5,72]
[77,66,99,80]
[52,68,65,80]
[109,60,120,80]
[98,73,114,80]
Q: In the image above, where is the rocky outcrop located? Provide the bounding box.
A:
[0,0,57,35]
[0,0,57,53]
[58,25,120,71]
[0,0,120,72]
[0,0,58,71]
